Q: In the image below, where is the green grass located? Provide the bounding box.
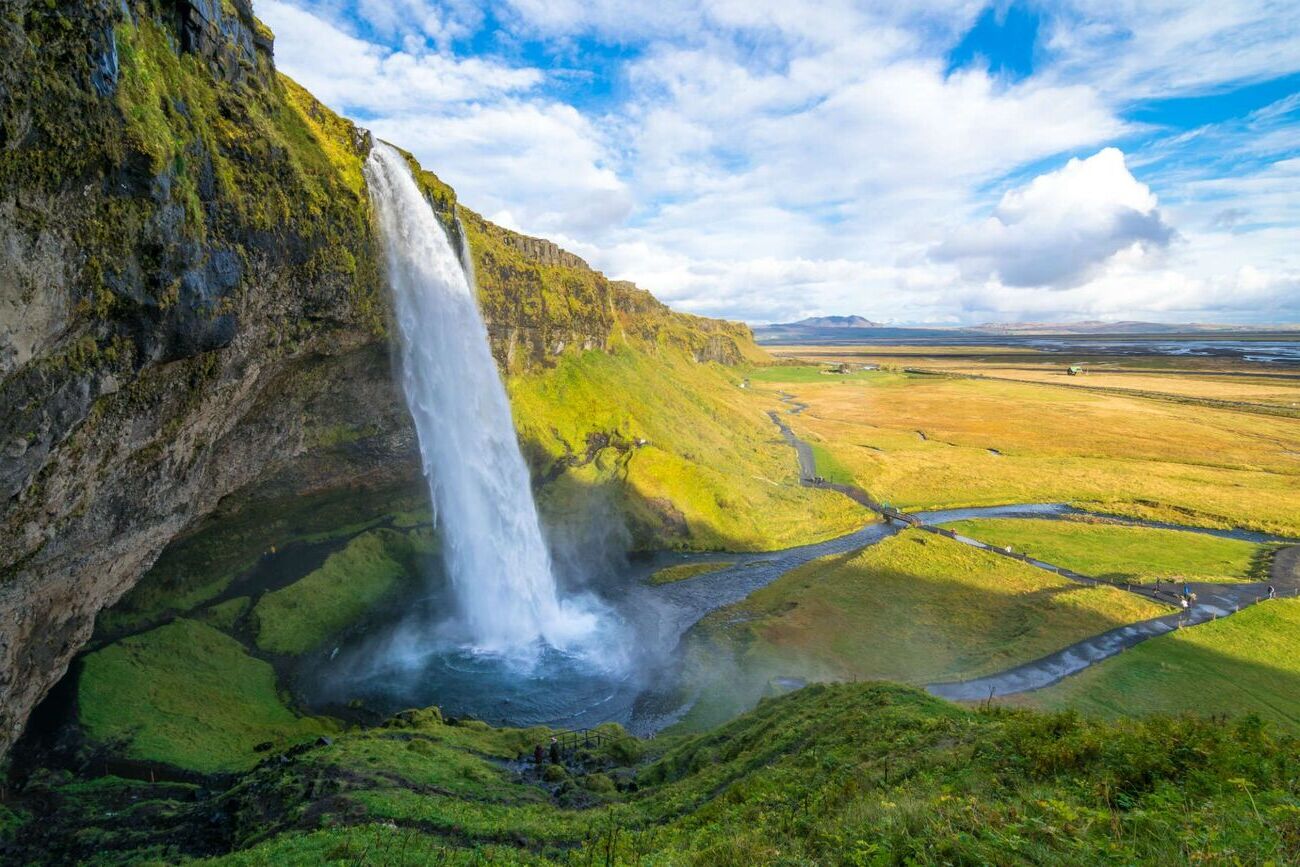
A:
[675,530,1167,728]
[21,683,1300,865]
[0,804,25,841]
[808,442,855,485]
[199,596,250,631]
[78,620,329,772]
[1019,597,1300,730]
[945,517,1263,584]
[648,561,735,585]
[95,482,428,641]
[510,341,868,552]
[252,528,433,655]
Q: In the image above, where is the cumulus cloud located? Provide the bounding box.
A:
[934,148,1177,288]
[370,103,632,237]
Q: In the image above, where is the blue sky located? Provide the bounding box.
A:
[262,0,1300,325]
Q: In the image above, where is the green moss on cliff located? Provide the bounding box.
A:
[78,619,329,772]
[252,527,435,655]
[96,482,428,641]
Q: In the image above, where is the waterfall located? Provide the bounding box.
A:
[365,143,598,658]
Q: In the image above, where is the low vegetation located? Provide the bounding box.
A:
[945,517,1264,584]
[77,619,331,773]
[674,530,1167,728]
[95,483,428,642]
[511,343,868,552]
[13,683,1300,864]
[808,442,857,485]
[1017,598,1300,730]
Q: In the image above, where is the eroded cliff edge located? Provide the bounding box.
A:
[0,0,765,757]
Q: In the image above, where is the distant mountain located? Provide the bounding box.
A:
[781,315,882,329]
[753,315,891,343]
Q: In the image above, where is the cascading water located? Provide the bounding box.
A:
[364,143,599,658]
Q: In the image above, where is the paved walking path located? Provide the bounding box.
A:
[762,388,1300,700]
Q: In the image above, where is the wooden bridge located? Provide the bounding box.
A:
[555,728,624,752]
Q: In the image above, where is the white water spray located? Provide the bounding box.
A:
[365,143,599,658]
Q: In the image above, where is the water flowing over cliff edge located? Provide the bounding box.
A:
[365,143,611,659]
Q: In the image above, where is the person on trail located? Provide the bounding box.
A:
[1184,582,1191,599]
[1269,585,1277,600]
[550,736,561,765]
[533,744,544,766]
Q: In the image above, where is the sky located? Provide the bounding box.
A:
[260,0,1300,325]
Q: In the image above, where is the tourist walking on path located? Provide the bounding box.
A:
[550,737,561,765]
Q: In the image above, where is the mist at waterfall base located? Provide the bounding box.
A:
[303,144,669,728]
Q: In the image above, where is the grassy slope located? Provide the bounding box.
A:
[648,561,735,585]
[946,517,1263,584]
[758,370,1300,535]
[1017,598,1300,729]
[253,528,433,655]
[510,344,867,552]
[676,530,1166,728]
[78,620,329,772]
[21,683,1300,864]
[96,483,429,641]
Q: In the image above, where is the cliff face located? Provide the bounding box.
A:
[0,0,395,758]
[0,0,764,757]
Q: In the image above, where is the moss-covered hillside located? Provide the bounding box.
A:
[6,682,1300,864]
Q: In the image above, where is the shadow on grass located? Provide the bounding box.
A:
[668,531,1172,731]
[1012,599,1300,733]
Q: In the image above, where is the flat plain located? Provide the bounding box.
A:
[745,358,1300,536]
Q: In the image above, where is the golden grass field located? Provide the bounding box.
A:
[742,362,1299,536]
[770,344,1300,409]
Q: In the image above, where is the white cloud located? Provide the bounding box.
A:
[934,148,1177,288]
[260,0,542,112]
[371,102,633,237]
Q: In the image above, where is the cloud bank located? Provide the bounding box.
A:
[260,0,1300,325]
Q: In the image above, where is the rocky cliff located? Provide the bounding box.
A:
[0,0,767,758]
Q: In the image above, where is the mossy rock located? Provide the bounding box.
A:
[382,707,444,730]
